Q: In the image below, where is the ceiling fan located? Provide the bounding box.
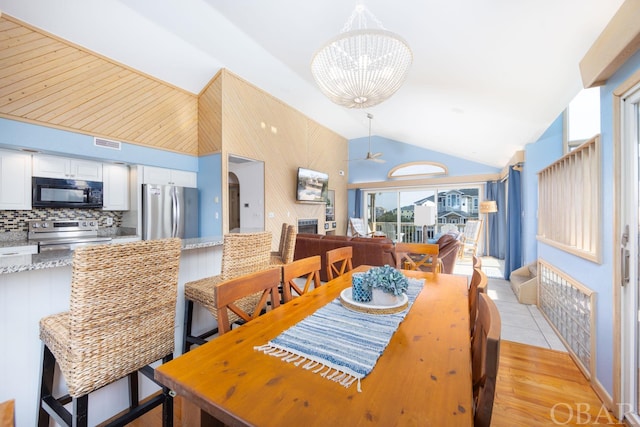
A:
[351,113,385,163]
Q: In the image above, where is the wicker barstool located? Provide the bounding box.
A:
[183,231,272,352]
[37,238,182,427]
[270,224,297,266]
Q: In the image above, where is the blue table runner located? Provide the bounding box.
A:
[255,277,425,391]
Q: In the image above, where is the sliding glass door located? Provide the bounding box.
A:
[620,84,640,425]
[364,186,480,243]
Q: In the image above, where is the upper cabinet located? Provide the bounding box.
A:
[33,154,103,181]
[0,149,32,210]
[142,166,196,188]
[102,164,130,211]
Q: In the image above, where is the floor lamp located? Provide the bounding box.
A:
[479,201,497,256]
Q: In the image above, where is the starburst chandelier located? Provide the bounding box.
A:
[310,1,413,109]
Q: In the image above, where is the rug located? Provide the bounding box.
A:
[483,266,505,279]
[255,278,425,391]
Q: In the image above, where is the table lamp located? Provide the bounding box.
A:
[414,204,436,243]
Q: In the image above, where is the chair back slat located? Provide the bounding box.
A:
[472,255,482,269]
[282,225,297,264]
[216,268,281,334]
[282,256,322,302]
[472,292,501,427]
[395,242,440,272]
[469,267,488,334]
[278,223,289,255]
[326,246,353,280]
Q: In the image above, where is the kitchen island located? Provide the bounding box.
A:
[0,236,224,427]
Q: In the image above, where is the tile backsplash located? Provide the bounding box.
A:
[0,208,124,233]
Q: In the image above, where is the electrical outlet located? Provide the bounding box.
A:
[106,217,113,226]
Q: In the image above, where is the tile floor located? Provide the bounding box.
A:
[454,256,567,352]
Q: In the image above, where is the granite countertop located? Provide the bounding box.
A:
[0,236,223,275]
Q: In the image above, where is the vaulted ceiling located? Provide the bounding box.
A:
[0,0,625,167]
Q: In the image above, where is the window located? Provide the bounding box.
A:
[537,135,601,262]
[564,88,600,153]
[388,162,447,179]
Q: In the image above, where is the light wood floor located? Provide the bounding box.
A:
[492,341,624,426]
[126,340,624,426]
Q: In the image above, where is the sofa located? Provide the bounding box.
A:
[294,233,397,281]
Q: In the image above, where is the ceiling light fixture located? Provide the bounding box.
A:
[310,1,413,109]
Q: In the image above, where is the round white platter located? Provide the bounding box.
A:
[339,287,409,314]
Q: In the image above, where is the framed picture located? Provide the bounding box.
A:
[324,223,329,230]
[325,189,335,222]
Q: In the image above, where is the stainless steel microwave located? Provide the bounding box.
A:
[32,177,103,208]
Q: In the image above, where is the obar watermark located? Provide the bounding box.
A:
[550,403,630,425]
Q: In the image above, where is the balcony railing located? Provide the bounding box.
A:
[373,222,464,243]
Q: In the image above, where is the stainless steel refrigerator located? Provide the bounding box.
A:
[142,184,198,240]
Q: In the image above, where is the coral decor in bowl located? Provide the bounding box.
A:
[351,265,409,307]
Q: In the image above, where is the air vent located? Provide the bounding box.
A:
[94,137,121,150]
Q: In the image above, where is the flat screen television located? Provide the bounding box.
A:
[296,167,329,203]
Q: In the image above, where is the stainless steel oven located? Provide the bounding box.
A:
[28,219,112,252]
[32,177,103,209]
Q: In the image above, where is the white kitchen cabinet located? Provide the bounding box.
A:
[33,154,103,181]
[0,245,38,256]
[0,149,32,210]
[102,164,130,211]
[142,165,196,187]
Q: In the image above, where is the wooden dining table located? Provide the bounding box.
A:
[155,265,473,427]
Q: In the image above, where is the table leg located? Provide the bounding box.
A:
[181,398,224,427]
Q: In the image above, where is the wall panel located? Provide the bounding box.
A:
[219,70,348,242]
[0,15,198,155]
[198,72,223,155]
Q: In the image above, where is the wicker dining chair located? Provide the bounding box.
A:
[395,242,441,273]
[472,292,502,427]
[270,224,297,267]
[37,238,182,427]
[326,246,353,281]
[216,268,282,334]
[183,231,271,352]
[282,255,322,303]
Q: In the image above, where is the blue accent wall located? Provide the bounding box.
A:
[521,48,640,396]
[0,118,227,238]
[0,118,198,171]
[522,114,564,264]
[349,135,500,184]
[348,136,501,215]
[198,154,223,236]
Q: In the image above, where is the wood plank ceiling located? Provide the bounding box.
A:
[0,15,199,155]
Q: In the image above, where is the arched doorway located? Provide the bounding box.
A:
[228,172,240,231]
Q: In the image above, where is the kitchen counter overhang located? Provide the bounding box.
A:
[0,236,223,275]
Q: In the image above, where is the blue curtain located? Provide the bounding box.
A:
[485,180,506,259]
[354,189,362,218]
[504,166,523,279]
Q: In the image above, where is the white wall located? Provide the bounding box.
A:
[229,160,265,230]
